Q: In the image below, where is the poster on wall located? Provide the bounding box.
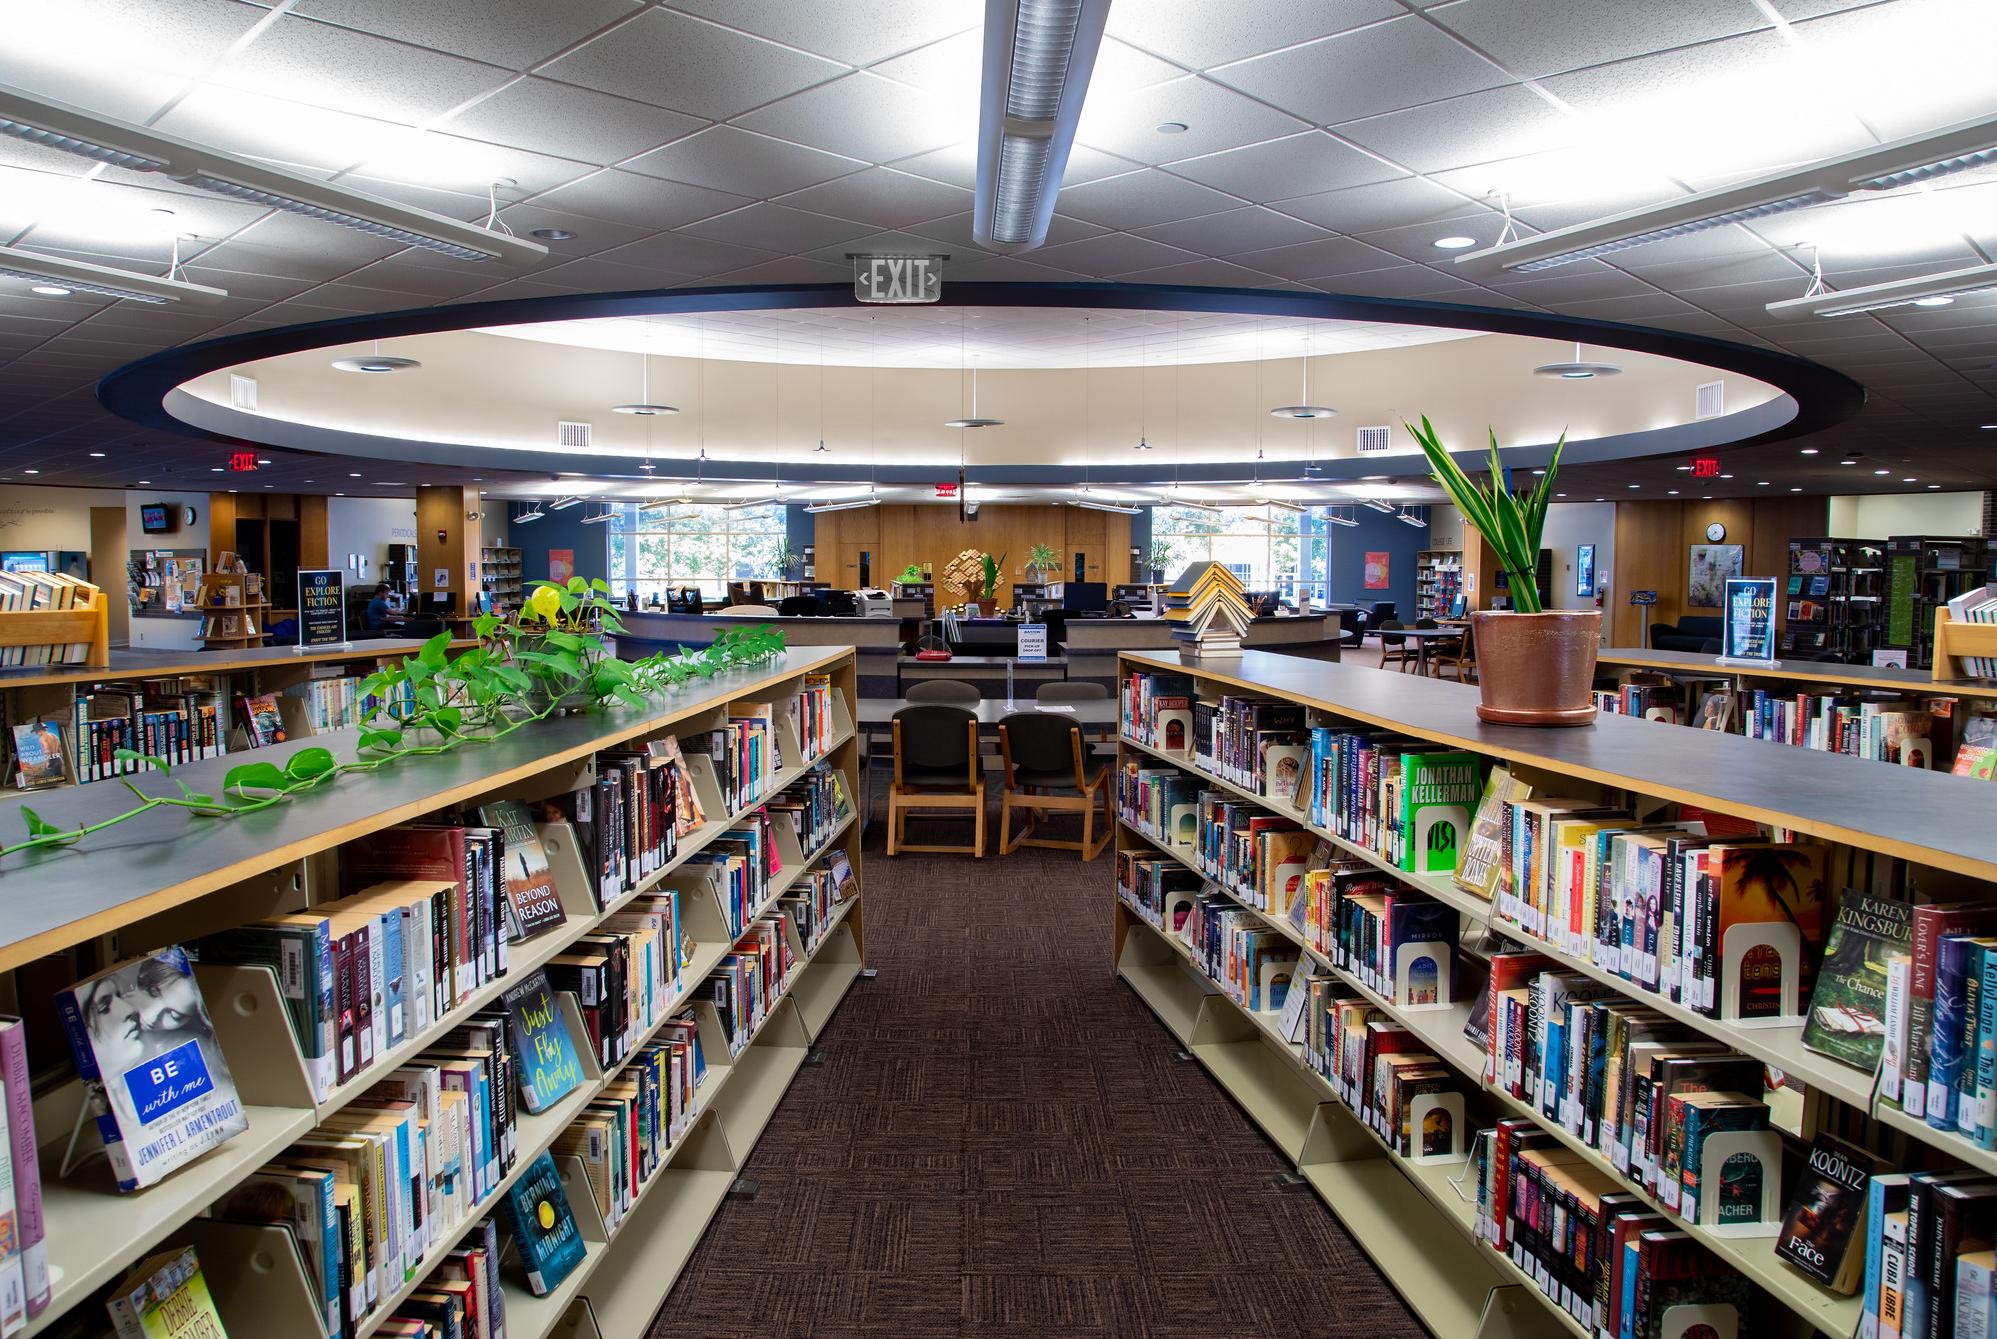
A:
[548,549,575,584]
[431,566,450,590]
[1687,543,1743,607]
[1720,577,1778,666]
[296,568,347,648]
[1363,551,1390,590]
[1576,544,1596,598]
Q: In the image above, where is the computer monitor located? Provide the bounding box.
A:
[1061,581,1107,614]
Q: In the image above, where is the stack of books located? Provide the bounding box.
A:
[1163,562,1252,659]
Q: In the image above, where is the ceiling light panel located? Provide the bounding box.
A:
[974,0,1112,250]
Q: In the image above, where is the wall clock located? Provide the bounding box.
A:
[1705,522,1726,542]
[182,506,198,526]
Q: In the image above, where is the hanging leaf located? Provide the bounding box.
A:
[20,807,72,840]
[225,761,292,794]
[418,631,452,669]
[284,747,338,782]
[112,747,171,773]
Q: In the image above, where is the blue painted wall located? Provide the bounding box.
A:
[1317,508,1430,615]
[511,501,609,586]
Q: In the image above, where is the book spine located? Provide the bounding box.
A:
[1929,938,1974,1130]
[1978,951,1997,1147]
[1907,912,1944,1115]
[0,1027,47,1317]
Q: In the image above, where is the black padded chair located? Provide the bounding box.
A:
[777,594,820,617]
[888,703,984,857]
[907,678,980,705]
[1035,681,1109,705]
[997,711,1110,859]
[1378,620,1416,672]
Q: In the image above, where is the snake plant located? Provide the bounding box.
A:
[1404,416,1564,616]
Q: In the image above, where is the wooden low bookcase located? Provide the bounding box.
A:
[0,587,109,670]
[0,646,862,1339]
[1112,648,1997,1339]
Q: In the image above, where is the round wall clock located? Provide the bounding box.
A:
[1705,522,1726,542]
[182,506,198,526]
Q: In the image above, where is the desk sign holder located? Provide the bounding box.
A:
[295,567,349,652]
[1017,622,1048,661]
[1716,576,1779,669]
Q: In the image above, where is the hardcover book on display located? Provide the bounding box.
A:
[499,969,585,1114]
[476,800,568,941]
[54,947,249,1192]
[105,1245,227,1339]
[498,1150,585,1296]
[9,720,66,789]
[1801,888,1913,1072]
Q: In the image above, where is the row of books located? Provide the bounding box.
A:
[1592,683,1679,722]
[789,672,839,760]
[554,1014,706,1236]
[1740,691,1936,768]
[1885,902,1997,1147]
[561,745,690,910]
[548,892,687,1071]
[1303,978,1465,1159]
[0,571,97,666]
[1301,862,1459,1008]
[285,674,370,733]
[698,701,780,814]
[766,759,850,855]
[1865,1165,1997,1339]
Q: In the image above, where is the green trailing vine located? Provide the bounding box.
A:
[3,577,787,859]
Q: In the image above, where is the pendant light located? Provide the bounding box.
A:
[1270,325,1335,417]
[1534,340,1623,379]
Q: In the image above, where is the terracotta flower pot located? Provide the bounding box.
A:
[1469,609,1601,726]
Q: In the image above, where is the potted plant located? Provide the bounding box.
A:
[980,552,1006,604]
[1147,539,1172,585]
[1406,417,1597,726]
[1024,542,1058,583]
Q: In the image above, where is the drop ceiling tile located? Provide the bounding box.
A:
[1788,1,1997,138]
[291,0,641,69]
[1608,248,1804,291]
[1332,84,1574,175]
[0,0,257,119]
[1480,267,1663,305]
[340,255,517,299]
[1210,17,1512,127]
[668,0,977,67]
[1551,292,1715,323]
[676,202,872,254]
[151,88,419,177]
[1429,0,1769,80]
[1028,234,1206,279]
[515,255,698,290]
[1349,219,1503,265]
[735,73,959,164]
[1075,76,1309,167]
[344,139,598,201]
[798,229,956,267]
[534,170,749,230]
[623,125,866,197]
[1269,176,1486,235]
[1105,0,1402,69]
[1309,268,1489,301]
[1232,234,1405,281]
[1163,132,1404,201]
[775,169,971,230]
[203,210,408,271]
[444,78,704,165]
[214,15,514,122]
[542,8,845,120]
[595,230,775,278]
[1053,170,1245,231]
[486,203,654,257]
[702,256,856,287]
[1115,258,1291,289]
[1091,38,1194,92]
[1135,207,1327,254]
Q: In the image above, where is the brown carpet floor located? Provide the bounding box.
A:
[647,800,1430,1339]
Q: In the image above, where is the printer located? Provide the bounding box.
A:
[855,588,895,618]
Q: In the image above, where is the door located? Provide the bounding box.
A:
[89,505,127,645]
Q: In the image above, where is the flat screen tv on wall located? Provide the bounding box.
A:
[139,504,174,534]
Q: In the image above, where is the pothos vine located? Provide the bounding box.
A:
[2,578,787,859]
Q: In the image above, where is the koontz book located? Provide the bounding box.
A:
[499,970,585,1114]
[54,947,249,1191]
[477,801,568,941]
[1776,1133,1875,1293]
[1802,889,1914,1072]
[105,1245,227,1339]
[497,1151,585,1295]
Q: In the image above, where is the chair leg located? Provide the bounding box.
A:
[887,787,900,856]
[974,785,986,857]
[999,791,1015,855]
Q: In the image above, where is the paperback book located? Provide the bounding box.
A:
[497,1151,585,1296]
[105,1245,227,1339]
[9,720,66,789]
[1801,888,1913,1072]
[499,970,585,1114]
[1776,1134,1875,1294]
[476,801,568,941]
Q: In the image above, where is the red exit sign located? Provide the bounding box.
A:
[228,450,259,473]
[934,482,958,498]
[1690,456,1721,478]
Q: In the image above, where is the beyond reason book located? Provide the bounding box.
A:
[54,947,249,1192]
[477,800,568,941]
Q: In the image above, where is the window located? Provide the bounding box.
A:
[608,503,788,602]
[1150,504,1304,602]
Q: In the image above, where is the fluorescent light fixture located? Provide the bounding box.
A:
[513,507,545,524]
[723,496,780,510]
[1070,499,1141,515]
[0,241,227,305]
[1765,258,1997,318]
[1396,508,1427,528]
[0,81,546,265]
[1455,109,1997,275]
[973,0,1112,251]
[1260,498,1307,513]
[804,497,882,514]
[579,508,616,525]
[1362,499,1397,513]
[1323,509,1361,528]
[1166,499,1222,517]
[548,496,584,511]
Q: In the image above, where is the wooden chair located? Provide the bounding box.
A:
[1378,620,1417,672]
[997,711,1111,860]
[888,704,984,857]
[1430,620,1475,682]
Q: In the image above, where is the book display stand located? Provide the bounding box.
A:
[1113,648,1997,1339]
[0,647,862,1339]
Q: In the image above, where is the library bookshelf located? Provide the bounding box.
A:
[1112,648,1997,1339]
[0,645,863,1339]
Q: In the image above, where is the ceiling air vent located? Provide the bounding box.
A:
[1695,381,1724,421]
[229,373,258,412]
[1356,425,1392,455]
[558,420,592,449]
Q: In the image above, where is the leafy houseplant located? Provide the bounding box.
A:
[1025,543,1058,582]
[0,576,787,858]
[1148,539,1172,584]
[1405,416,1600,726]
[980,552,1005,603]
[896,563,923,585]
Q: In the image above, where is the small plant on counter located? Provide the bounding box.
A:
[1025,543,1058,580]
[1,576,787,858]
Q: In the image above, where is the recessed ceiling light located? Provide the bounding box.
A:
[1873,468,1890,475]
[1155,121,1189,134]
[1432,235,1476,250]
[1791,486,1803,492]
[138,479,150,484]
[1839,458,1859,465]
[332,355,421,373]
[1720,473,1734,479]
[612,403,679,416]
[1667,489,1679,495]
[22,468,38,475]
[1982,424,1997,430]
[210,466,223,472]
[349,472,362,477]
[1627,483,1640,489]
[29,284,68,296]
[1799,448,1818,455]
[1929,483,1942,488]
[1903,476,1917,482]
[530,228,576,241]
[1532,468,1546,475]
[88,451,103,457]
[1555,492,1566,498]
[1913,295,1955,307]
[1675,465,1692,471]
[1756,480,1770,486]
[256,457,270,464]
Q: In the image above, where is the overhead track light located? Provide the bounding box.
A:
[804,497,882,514]
[0,241,227,305]
[1070,499,1141,515]
[973,0,1112,251]
[0,82,547,265]
[1453,109,1997,274]
[1765,258,1997,318]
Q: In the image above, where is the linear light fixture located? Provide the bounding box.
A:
[579,507,617,525]
[1322,509,1361,528]
[0,82,546,265]
[1362,499,1397,514]
[1070,498,1141,515]
[0,241,228,305]
[973,0,1112,251]
[639,496,697,511]
[722,496,780,511]
[1765,258,1997,318]
[1453,109,1997,274]
[804,497,882,514]
[548,496,584,511]
[513,507,546,524]
[1396,507,1428,528]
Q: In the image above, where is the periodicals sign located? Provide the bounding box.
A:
[297,568,347,646]
[1017,623,1048,661]
[1720,577,1778,667]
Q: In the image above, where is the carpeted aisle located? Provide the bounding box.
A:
[647,805,1430,1339]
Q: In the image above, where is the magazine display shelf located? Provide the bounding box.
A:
[0,588,110,671]
[1112,647,1997,1339]
[0,646,861,1339]
[1931,606,1997,686]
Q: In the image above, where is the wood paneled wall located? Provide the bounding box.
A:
[1608,496,1828,645]
[416,485,480,603]
[811,504,1132,607]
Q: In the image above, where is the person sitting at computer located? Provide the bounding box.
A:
[364,582,398,631]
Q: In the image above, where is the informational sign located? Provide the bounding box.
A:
[1720,577,1778,667]
[297,568,347,647]
[1872,648,1909,669]
[852,253,942,304]
[934,482,958,498]
[1576,544,1596,597]
[1017,623,1048,662]
[1628,590,1658,605]
[431,566,450,590]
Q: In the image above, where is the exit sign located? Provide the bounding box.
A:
[853,254,943,304]
[935,482,958,498]
[1690,456,1721,478]
[228,450,259,473]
